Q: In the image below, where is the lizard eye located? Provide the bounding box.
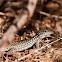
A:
[44,30,47,32]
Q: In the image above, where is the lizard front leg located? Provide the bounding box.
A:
[35,39,41,48]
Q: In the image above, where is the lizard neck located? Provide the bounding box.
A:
[30,32,42,43]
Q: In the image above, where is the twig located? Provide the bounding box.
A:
[0,0,38,46]
[39,11,62,19]
[56,21,62,34]
[14,38,62,62]
[52,0,62,7]
[0,12,5,15]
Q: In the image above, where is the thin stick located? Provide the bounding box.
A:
[39,11,62,19]
[0,0,38,47]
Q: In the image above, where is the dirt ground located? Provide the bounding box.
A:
[0,0,62,62]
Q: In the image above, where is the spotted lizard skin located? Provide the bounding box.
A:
[3,30,53,54]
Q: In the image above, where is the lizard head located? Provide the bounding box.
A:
[43,30,53,35]
[37,30,53,38]
[37,30,53,35]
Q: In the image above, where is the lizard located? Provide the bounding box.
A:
[0,30,53,55]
